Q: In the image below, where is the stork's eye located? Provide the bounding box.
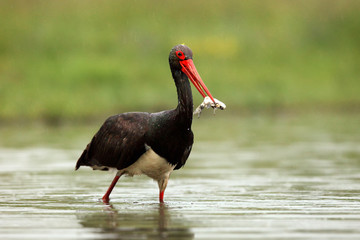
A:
[176,50,186,60]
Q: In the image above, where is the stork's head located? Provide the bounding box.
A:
[169,44,215,103]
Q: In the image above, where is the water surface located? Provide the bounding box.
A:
[1,114,360,239]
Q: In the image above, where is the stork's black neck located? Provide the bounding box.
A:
[172,70,193,128]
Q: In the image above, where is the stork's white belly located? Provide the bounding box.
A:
[120,147,175,181]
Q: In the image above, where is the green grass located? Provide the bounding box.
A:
[1,0,360,123]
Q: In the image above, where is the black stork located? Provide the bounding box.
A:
[75,44,216,203]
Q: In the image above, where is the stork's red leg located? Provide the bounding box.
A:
[158,177,168,203]
[102,173,121,203]
[159,190,165,203]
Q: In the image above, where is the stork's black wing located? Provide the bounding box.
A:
[75,112,150,171]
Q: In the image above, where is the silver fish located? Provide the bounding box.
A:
[193,96,226,118]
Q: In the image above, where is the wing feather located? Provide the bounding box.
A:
[76,112,150,170]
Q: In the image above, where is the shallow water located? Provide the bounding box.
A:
[1,114,360,239]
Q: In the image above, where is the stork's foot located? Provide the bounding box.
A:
[102,195,110,204]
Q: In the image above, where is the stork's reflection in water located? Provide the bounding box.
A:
[77,202,194,240]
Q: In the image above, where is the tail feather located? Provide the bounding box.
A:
[75,145,89,170]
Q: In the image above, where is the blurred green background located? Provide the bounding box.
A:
[1,0,360,124]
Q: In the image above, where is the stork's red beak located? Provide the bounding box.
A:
[180,59,215,103]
